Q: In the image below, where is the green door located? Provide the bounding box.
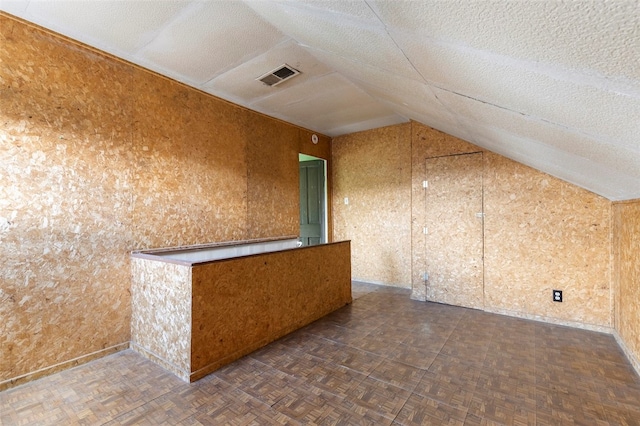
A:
[299,160,325,246]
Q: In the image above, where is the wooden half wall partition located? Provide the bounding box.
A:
[131,241,352,382]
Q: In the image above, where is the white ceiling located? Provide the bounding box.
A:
[1,0,639,200]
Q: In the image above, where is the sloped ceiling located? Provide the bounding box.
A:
[1,0,639,200]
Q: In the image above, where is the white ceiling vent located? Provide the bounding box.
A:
[257,64,300,87]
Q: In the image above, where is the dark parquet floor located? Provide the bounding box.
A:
[2,282,640,425]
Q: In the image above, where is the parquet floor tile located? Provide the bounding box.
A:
[394,392,468,425]
[2,281,640,425]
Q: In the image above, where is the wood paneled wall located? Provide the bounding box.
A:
[333,121,613,330]
[332,124,412,287]
[613,200,640,372]
[483,152,611,327]
[410,125,483,300]
[0,14,330,388]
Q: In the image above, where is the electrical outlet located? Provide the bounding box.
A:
[553,290,563,302]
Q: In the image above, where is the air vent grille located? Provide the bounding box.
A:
[257,64,300,87]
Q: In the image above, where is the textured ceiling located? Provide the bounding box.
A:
[1,0,639,200]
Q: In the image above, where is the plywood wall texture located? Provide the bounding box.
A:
[299,129,331,160]
[246,114,299,239]
[332,123,411,288]
[613,200,640,371]
[0,14,326,388]
[410,123,482,301]
[131,69,250,248]
[0,16,133,386]
[411,123,611,327]
[483,152,612,328]
[130,258,192,377]
[335,121,613,330]
[423,153,484,310]
[191,241,352,381]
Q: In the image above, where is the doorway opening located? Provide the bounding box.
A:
[299,154,327,246]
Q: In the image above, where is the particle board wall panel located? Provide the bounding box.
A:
[191,242,352,378]
[246,114,299,239]
[0,15,133,381]
[410,122,482,300]
[186,92,250,240]
[332,123,411,288]
[130,258,192,376]
[483,152,612,327]
[344,121,612,329]
[1,13,327,388]
[299,129,331,160]
[130,69,249,249]
[613,200,640,369]
[424,153,484,309]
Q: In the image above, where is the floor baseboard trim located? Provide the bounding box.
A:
[0,342,129,392]
[130,342,190,382]
[352,278,411,289]
[483,307,614,334]
[613,331,640,378]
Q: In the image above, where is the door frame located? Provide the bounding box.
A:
[416,151,485,307]
[299,153,328,245]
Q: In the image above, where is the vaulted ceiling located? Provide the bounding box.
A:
[2,1,639,200]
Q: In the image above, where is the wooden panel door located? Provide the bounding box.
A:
[425,153,484,309]
[299,160,325,246]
